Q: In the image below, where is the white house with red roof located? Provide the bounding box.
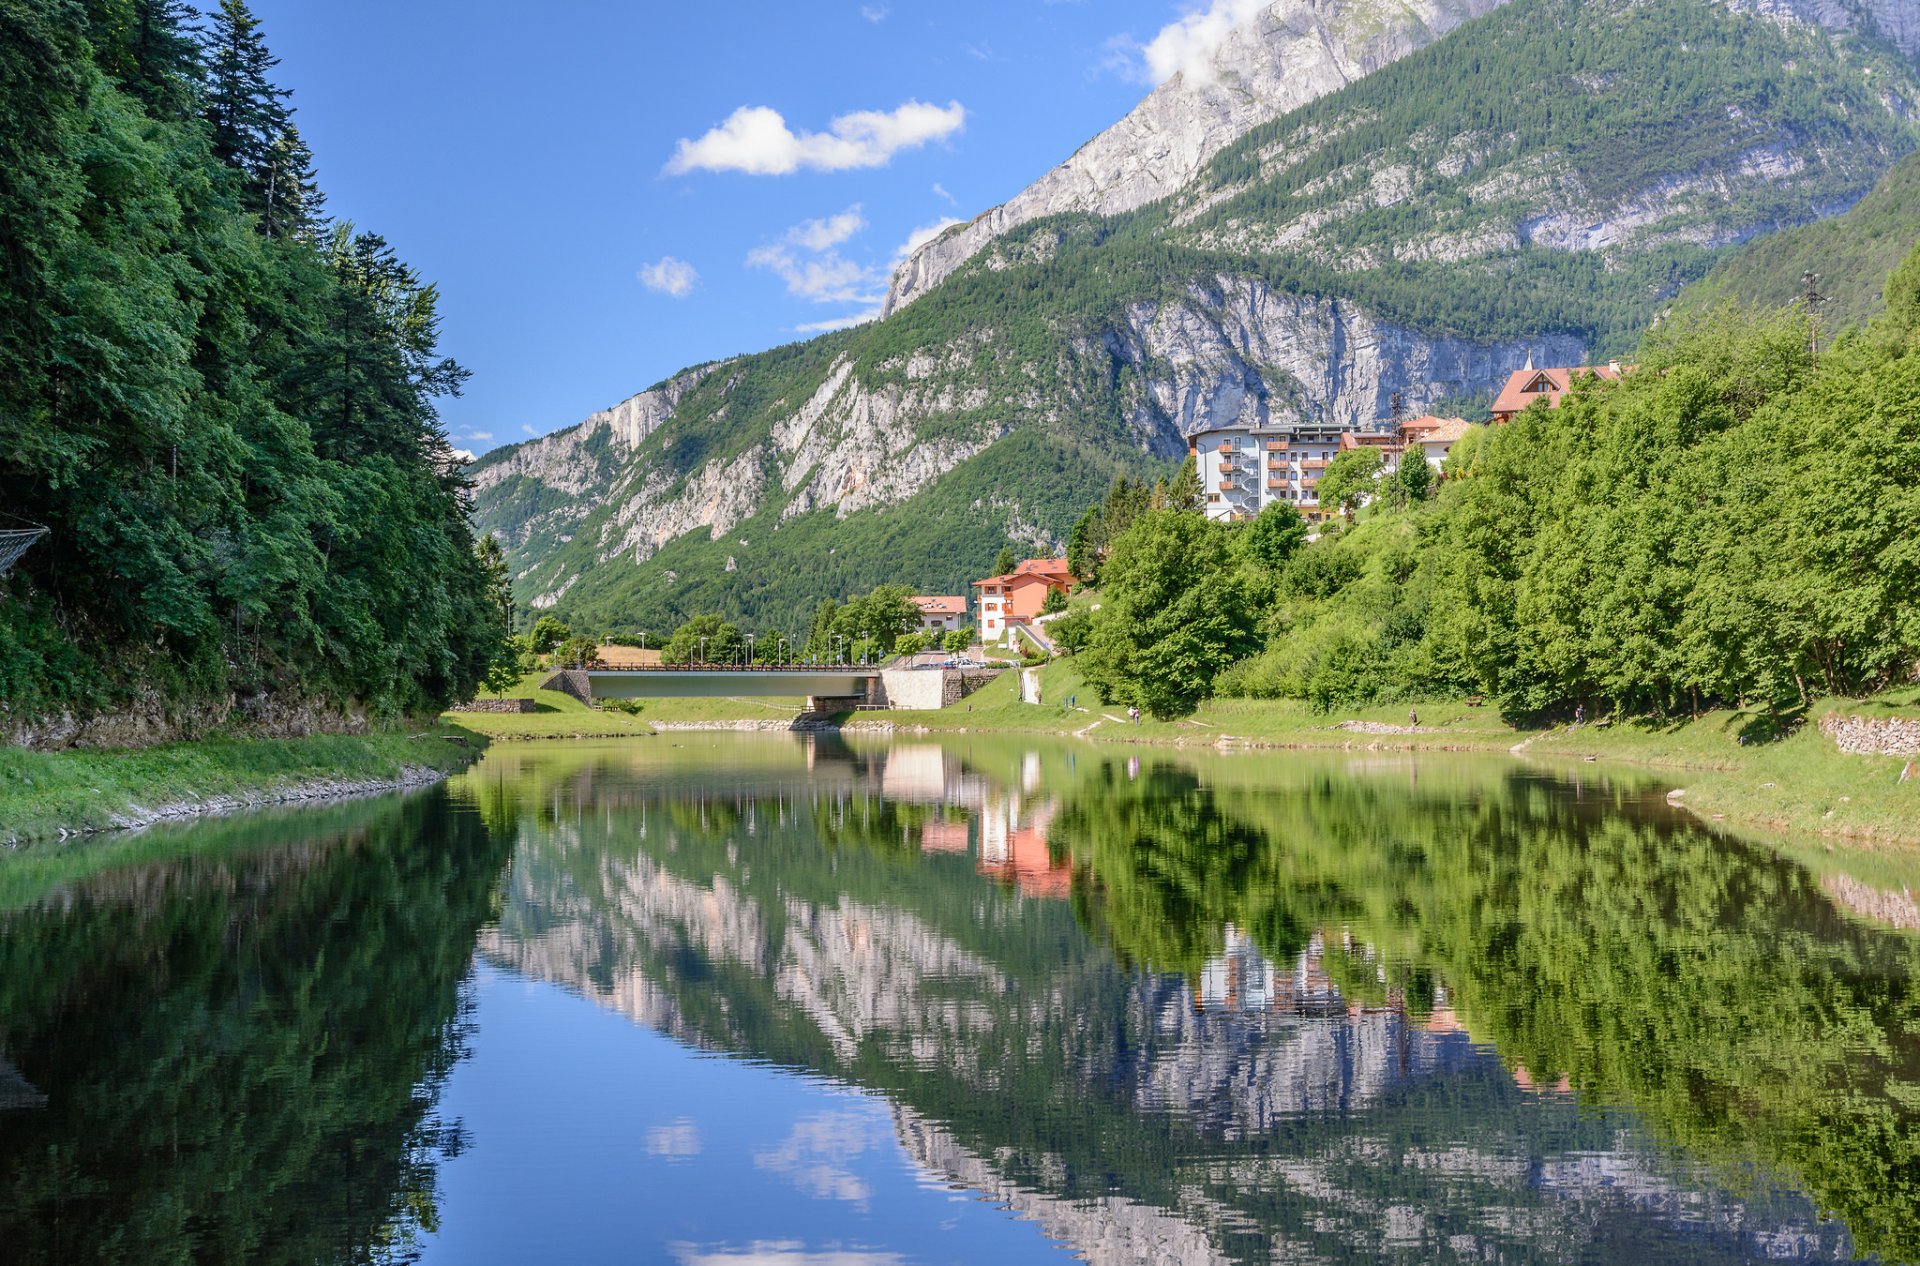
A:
[973,558,1075,646]
[910,595,968,635]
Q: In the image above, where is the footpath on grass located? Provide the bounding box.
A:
[0,724,486,846]
[448,662,1920,852]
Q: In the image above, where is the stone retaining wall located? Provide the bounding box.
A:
[448,698,538,714]
[876,667,1002,711]
[1820,713,1920,758]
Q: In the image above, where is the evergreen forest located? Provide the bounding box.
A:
[0,0,508,735]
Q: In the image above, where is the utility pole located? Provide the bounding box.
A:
[1802,269,1826,368]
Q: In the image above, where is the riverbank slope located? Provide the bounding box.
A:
[0,724,486,845]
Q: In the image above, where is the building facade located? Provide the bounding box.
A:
[1195,421,1380,522]
[974,558,1074,646]
[911,595,968,635]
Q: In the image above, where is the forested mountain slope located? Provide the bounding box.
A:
[472,0,1920,636]
[1668,150,1920,332]
[0,2,505,742]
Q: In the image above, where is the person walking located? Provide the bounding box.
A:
[1574,703,1586,726]
[1408,708,1418,728]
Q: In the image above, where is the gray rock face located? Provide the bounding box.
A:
[882,0,1514,316]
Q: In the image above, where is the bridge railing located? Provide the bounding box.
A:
[575,661,877,673]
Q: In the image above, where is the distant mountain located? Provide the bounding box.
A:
[1667,150,1920,332]
[471,0,1920,635]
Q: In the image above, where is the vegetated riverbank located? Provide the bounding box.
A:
[444,661,1919,853]
[0,724,486,846]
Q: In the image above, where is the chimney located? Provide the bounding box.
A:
[1608,359,1621,375]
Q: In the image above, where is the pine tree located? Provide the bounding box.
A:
[262,123,325,239]
[201,0,291,215]
[993,544,1017,575]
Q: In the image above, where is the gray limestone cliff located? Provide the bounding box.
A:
[883,0,1513,315]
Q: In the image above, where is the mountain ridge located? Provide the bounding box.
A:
[473,0,1920,634]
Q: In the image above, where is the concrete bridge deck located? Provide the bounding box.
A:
[544,665,878,702]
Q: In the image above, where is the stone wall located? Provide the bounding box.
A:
[1820,713,1920,758]
[448,698,538,714]
[876,667,1002,711]
[542,670,593,705]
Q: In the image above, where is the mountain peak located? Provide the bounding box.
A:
[882,0,1513,316]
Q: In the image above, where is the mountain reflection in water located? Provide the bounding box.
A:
[461,736,1920,1264]
[1,734,1917,1265]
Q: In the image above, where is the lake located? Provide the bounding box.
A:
[2,734,1917,1264]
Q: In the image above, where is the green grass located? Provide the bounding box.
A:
[0,723,484,845]
[451,671,806,739]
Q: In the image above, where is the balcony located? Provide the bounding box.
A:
[1265,441,1289,452]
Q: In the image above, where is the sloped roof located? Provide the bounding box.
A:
[1409,416,1472,445]
[1491,364,1631,417]
[912,595,967,615]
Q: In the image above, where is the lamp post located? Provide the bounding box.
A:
[778,637,789,667]
[745,634,755,668]
[698,635,708,666]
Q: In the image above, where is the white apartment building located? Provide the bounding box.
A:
[1195,422,1368,522]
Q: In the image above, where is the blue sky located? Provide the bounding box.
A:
[242,0,1234,457]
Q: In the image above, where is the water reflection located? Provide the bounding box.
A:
[463,737,1920,1264]
[0,790,512,1265]
[0,736,1915,1264]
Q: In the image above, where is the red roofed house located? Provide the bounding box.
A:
[911,595,968,635]
[1491,356,1631,423]
[1397,415,1473,469]
[973,557,1075,647]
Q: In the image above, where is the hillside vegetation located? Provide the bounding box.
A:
[0,1,506,739]
[472,0,1920,639]
[1670,149,1920,332]
[1076,241,1920,723]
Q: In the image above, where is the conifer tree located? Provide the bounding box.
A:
[201,0,291,214]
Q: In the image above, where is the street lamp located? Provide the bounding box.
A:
[698,635,708,666]
[745,634,755,668]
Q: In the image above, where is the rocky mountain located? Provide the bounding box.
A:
[472,0,1920,634]
[1668,148,1920,330]
[883,0,1514,315]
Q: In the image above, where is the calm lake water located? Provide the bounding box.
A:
[2,734,1918,1264]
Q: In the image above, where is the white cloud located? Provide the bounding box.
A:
[931,182,956,204]
[786,206,867,252]
[638,256,699,297]
[645,1119,702,1160]
[795,309,882,333]
[1139,0,1266,86]
[860,4,889,21]
[463,430,494,443]
[895,216,963,262]
[521,424,540,435]
[746,245,879,305]
[666,100,966,176]
[674,1244,903,1266]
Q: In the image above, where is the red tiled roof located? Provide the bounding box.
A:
[1408,417,1472,445]
[1491,364,1631,418]
[912,595,967,615]
[973,558,1074,588]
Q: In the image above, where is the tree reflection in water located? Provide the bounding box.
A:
[473,738,1920,1265]
[0,789,513,1266]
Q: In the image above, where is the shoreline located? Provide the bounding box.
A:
[0,725,487,847]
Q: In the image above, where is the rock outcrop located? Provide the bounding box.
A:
[883,0,1514,315]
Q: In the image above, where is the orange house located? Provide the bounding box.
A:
[973,557,1075,646]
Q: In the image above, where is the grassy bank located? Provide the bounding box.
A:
[450,671,806,739]
[446,661,1917,849]
[848,662,1919,849]
[0,723,485,845]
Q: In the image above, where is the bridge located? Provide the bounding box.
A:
[543,663,880,705]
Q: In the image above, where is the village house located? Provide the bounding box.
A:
[1490,356,1631,423]
[1395,415,1472,468]
[973,557,1075,646]
[910,595,968,635]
